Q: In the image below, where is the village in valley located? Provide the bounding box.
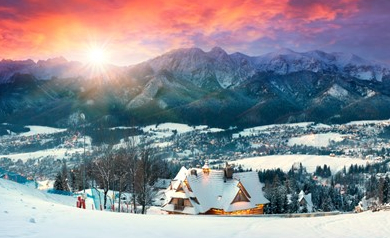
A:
[1,119,390,216]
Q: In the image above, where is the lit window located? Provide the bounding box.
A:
[231,189,250,204]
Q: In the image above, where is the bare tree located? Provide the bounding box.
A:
[113,149,130,212]
[124,136,139,213]
[93,144,115,209]
[136,146,158,214]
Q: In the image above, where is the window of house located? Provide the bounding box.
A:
[237,182,251,198]
[184,199,193,207]
[231,189,250,204]
[176,183,185,193]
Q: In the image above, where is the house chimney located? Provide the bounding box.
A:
[224,162,233,180]
[190,169,197,176]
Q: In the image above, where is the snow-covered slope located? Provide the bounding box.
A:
[1,178,390,238]
[144,47,256,89]
[232,155,368,174]
[137,47,390,89]
[253,49,389,81]
[288,133,350,148]
[19,126,66,137]
[0,147,86,162]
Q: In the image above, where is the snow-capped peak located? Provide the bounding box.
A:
[252,49,389,81]
[1,47,389,86]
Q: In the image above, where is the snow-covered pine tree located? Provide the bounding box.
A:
[53,160,70,192]
[383,176,390,204]
[288,192,299,213]
[53,173,64,191]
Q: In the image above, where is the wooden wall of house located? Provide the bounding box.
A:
[204,204,264,215]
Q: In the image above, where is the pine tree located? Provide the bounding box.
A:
[53,161,70,192]
[383,176,390,204]
[277,185,288,213]
[366,175,378,199]
[288,192,299,213]
[53,173,64,191]
[60,160,70,192]
[321,196,333,212]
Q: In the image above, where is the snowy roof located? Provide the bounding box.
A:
[162,167,269,214]
[298,190,313,212]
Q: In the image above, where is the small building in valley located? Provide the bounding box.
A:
[298,190,313,212]
[162,162,269,215]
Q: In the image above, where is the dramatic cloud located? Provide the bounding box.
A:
[0,0,389,65]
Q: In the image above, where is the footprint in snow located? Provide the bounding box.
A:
[29,218,36,223]
[4,211,8,214]
[32,207,36,210]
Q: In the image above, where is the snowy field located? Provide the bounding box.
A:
[142,123,224,138]
[232,155,369,174]
[19,126,67,137]
[288,133,351,147]
[1,178,390,238]
[345,119,390,126]
[233,122,313,138]
[0,147,86,162]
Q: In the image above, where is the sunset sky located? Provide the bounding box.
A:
[1,0,389,66]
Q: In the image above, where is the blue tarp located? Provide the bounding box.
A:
[47,189,73,196]
[91,188,103,210]
[0,167,34,185]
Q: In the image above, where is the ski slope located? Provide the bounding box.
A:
[1,178,390,238]
[232,155,369,174]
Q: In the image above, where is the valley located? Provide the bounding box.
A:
[1,120,389,182]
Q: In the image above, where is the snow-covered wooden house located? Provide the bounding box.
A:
[162,162,269,215]
[298,190,313,212]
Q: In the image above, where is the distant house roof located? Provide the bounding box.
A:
[298,190,313,212]
[162,166,269,214]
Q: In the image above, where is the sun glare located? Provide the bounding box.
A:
[83,41,112,79]
[88,48,106,65]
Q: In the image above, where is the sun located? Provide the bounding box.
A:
[83,41,112,79]
[88,48,107,65]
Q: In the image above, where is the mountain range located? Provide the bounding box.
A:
[1,47,390,128]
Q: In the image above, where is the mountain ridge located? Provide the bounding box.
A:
[2,47,389,85]
[1,47,390,128]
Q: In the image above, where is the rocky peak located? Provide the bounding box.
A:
[208,46,227,56]
[37,57,68,66]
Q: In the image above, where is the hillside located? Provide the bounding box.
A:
[1,48,390,128]
[1,178,390,238]
[231,155,369,174]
